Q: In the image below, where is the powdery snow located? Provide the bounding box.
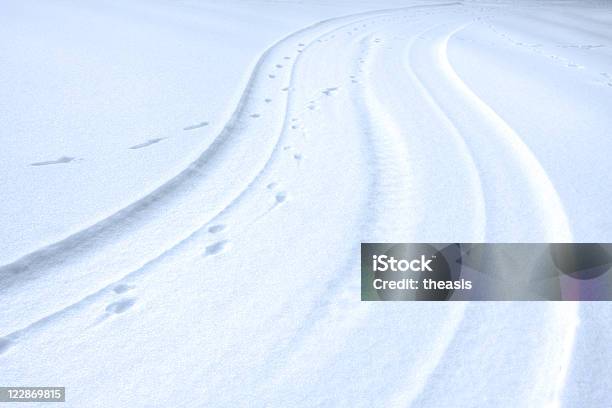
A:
[0,1,610,406]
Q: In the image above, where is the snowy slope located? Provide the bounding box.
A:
[0,0,394,265]
[1,1,611,407]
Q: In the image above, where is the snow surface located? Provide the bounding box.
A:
[1,0,611,406]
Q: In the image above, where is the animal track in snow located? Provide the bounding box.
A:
[183,122,209,131]
[250,113,261,118]
[113,284,135,294]
[106,298,136,314]
[30,156,75,166]
[567,63,584,69]
[267,182,278,189]
[265,98,272,103]
[322,87,339,96]
[129,138,164,150]
[268,74,276,79]
[293,153,303,162]
[559,44,604,50]
[204,240,230,257]
[0,337,13,355]
[276,64,283,68]
[208,224,226,233]
[275,191,288,204]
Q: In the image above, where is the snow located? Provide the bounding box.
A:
[1,0,611,406]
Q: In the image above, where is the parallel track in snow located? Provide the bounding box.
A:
[3,2,601,406]
[0,4,460,335]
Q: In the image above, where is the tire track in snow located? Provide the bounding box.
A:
[0,9,384,339]
[182,15,415,393]
[396,21,578,406]
[356,22,484,405]
[2,11,470,399]
[2,5,584,407]
[0,5,447,347]
[366,21,487,242]
[245,17,476,402]
[0,5,462,282]
[545,302,579,408]
[312,18,482,406]
[151,9,474,401]
[262,15,579,406]
[410,22,572,242]
[404,302,579,407]
[248,33,387,381]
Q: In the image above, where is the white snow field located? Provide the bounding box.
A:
[1,0,611,406]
